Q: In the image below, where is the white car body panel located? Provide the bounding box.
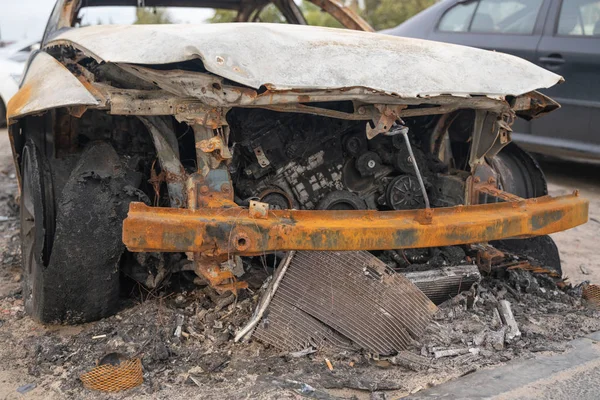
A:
[48,23,563,99]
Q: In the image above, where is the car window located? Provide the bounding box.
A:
[439,0,543,34]
[438,1,478,32]
[472,0,543,33]
[557,0,600,36]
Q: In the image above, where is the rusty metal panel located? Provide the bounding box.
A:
[122,193,588,255]
[49,23,562,99]
[253,251,436,355]
[7,52,99,121]
[401,265,481,305]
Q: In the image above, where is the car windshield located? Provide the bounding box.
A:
[77,6,227,26]
[75,3,301,26]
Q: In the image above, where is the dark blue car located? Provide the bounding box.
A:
[384,0,600,161]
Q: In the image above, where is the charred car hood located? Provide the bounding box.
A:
[49,23,562,99]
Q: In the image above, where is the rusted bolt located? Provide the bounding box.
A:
[488,177,496,184]
[216,56,225,65]
[574,189,580,196]
[221,183,231,193]
[357,106,366,115]
[200,185,210,194]
[473,177,481,184]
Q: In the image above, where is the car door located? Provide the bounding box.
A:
[426,0,553,138]
[531,0,600,155]
[428,0,551,63]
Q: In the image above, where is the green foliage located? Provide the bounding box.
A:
[209,5,286,24]
[207,0,433,30]
[361,0,435,31]
[209,9,237,23]
[134,7,173,25]
[300,1,344,28]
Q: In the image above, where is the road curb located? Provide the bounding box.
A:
[408,331,600,399]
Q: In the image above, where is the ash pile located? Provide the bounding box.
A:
[16,242,600,398]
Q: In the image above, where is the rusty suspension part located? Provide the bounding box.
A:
[123,193,588,256]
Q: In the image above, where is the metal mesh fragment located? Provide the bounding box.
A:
[583,284,600,307]
[80,358,143,392]
[254,251,437,355]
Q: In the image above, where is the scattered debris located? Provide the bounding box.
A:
[16,383,36,394]
[580,264,590,275]
[402,264,481,305]
[582,284,600,307]
[91,335,107,340]
[80,355,143,392]
[174,314,184,338]
[433,348,478,359]
[498,300,521,342]
[325,359,334,371]
[289,348,317,358]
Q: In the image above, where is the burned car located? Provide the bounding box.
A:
[7,0,588,329]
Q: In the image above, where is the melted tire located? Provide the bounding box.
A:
[20,140,56,321]
[490,145,561,275]
[22,141,137,323]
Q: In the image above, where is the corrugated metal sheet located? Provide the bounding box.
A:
[401,265,481,305]
[253,251,437,355]
[50,23,562,98]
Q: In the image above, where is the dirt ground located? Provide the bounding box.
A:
[1,127,599,399]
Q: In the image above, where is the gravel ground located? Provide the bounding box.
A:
[1,128,599,399]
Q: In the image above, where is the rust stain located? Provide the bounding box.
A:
[308,0,374,32]
[58,0,78,30]
[122,193,588,256]
[6,83,33,121]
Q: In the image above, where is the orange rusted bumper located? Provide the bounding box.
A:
[122,193,588,256]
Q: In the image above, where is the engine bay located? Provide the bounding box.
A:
[228,108,467,213]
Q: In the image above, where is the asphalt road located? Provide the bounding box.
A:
[411,331,600,399]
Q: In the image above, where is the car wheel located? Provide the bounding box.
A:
[20,140,56,320]
[490,142,547,199]
[490,143,560,275]
[21,140,136,323]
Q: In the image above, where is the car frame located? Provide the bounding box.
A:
[6,0,588,324]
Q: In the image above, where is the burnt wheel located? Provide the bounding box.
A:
[490,143,561,275]
[20,140,56,320]
[21,141,137,323]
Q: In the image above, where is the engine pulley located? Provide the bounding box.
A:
[386,175,425,210]
[317,190,367,210]
[355,151,382,177]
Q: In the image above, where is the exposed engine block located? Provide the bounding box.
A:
[229,109,465,211]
